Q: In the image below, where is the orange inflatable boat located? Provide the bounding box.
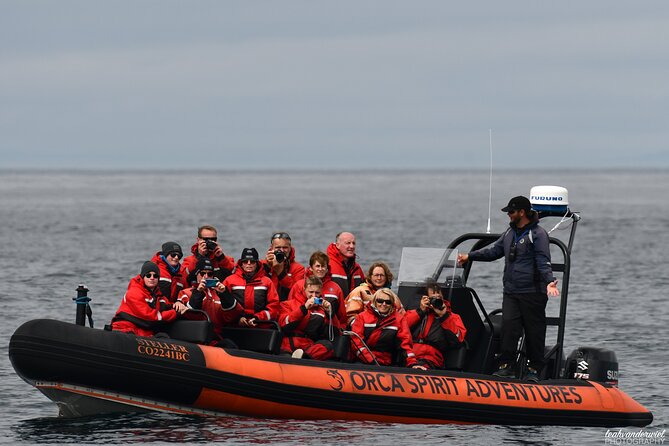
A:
[7,191,654,426]
[9,318,652,426]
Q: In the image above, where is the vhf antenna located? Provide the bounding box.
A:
[486,129,493,234]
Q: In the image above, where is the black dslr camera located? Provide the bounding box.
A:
[204,239,217,251]
[429,296,445,310]
[274,250,286,263]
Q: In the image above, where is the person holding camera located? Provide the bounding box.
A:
[326,231,365,296]
[178,258,243,341]
[279,276,338,360]
[111,261,188,337]
[151,241,187,303]
[287,251,347,329]
[405,280,467,370]
[262,232,305,302]
[457,196,559,382]
[349,289,416,367]
[222,247,280,327]
[182,225,236,284]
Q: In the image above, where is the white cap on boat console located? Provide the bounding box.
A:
[530,185,569,214]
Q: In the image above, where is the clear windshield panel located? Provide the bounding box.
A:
[398,247,463,285]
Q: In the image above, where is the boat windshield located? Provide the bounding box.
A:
[397,247,463,286]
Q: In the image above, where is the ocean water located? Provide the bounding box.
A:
[1,169,667,445]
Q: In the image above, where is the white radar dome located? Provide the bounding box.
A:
[530,185,569,214]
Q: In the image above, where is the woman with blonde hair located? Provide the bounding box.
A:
[348,288,416,367]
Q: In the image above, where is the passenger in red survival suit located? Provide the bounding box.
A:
[405,279,467,370]
[111,261,188,337]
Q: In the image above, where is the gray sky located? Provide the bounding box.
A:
[2,1,668,169]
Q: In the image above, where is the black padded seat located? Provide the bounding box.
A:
[219,327,283,354]
[165,320,215,345]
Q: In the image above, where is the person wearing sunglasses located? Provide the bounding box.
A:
[405,279,467,370]
[262,232,305,302]
[345,261,403,326]
[183,225,236,285]
[349,289,416,367]
[178,258,243,343]
[150,241,187,303]
[457,196,559,382]
[326,232,365,297]
[111,261,187,337]
[222,248,280,327]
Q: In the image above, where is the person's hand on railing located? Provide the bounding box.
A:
[173,301,189,315]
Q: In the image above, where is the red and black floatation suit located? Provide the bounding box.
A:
[178,286,244,340]
[349,305,416,367]
[289,268,347,329]
[222,261,280,323]
[405,302,467,369]
[278,285,337,360]
[261,247,305,302]
[111,275,176,337]
[326,242,364,297]
[182,243,236,285]
[151,251,187,303]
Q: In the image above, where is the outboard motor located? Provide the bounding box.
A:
[566,347,619,387]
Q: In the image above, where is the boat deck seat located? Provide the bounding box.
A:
[164,320,215,345]
[219,326,283,355]
[443,342,468,371]
[333,334,351,361]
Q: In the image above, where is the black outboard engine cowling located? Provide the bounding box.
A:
[566,347,619,387]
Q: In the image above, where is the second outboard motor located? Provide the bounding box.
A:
[566,347,619,387]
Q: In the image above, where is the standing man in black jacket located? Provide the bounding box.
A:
[458,196,559,382]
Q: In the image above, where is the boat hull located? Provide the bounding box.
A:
[9,319,653,426]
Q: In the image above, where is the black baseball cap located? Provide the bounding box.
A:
[501,196,532,213]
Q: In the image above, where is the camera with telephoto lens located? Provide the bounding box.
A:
[204,239,217,251]
[429,296,444,310]
[313,297,323,305]
[274,249,286,263]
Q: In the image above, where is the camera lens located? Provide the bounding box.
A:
[429,297,444,310]
[205,240,217,251]
[274,250,286,263]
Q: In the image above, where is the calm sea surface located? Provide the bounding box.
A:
[1,169,667,445]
